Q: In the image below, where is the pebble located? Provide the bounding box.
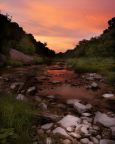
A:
[80,138,89,144]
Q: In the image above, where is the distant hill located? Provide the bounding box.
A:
[0,13,55,62]
[63,17,115,58]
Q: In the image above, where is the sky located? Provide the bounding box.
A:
[0,0,115,52]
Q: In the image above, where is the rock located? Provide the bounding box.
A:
[0,54,6,67]
[90,137,99,144]
[40,103,47,110]
[47,95,55,99]
[63,139,71,144]
[100,139,115,144]
[70,132,81,139]
[10,82,22,90]
[52,81,61,84]
[102,94,114,99]
[46,137,52,144]
[111,126,115,137]
[27,86,36,94]
[74,102,92,114]
[66,127,74,132]
[52,127,69,137]
[94,112,115,127]
[80,125,90,136]
[34,96,41,102]
[33,142,38,144]
[80,138,89,144]
[41,123,53,130]
[66,99,80,105]
[16,94,25,101]
[82,113,91,117]
[91,82,98,89]
[88,142,93,144]
[58,115,81,128]
[96,135,101,140]
[37,129,44,135]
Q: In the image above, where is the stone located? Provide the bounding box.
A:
[70,132,81,139]
[80,138,89,144]
[74,102,92,114]
[27,86,36,94]
[41,123,53,130]
[88,142,93,144]
[58,115,81,128]
[63,139,71,144]
[80,125,90,136]
[40,103,47,110]
[46,137,52,144]
[67,99,80,105]
[10,82,21,90]
[100,139,115,144]
[66,127,74,132]
[34,96,41,102]
[96,135,101,140]
[91,82,98,89]
[82,113,91,117]
[110,127,115,137]
[52,127,69,137]
[16,94,25,101]
[90,137,99,144]
[47,95,55,99]
[102,94,114,99]
[94,112,115,127]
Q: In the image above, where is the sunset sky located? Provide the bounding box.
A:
[0,0,115,52]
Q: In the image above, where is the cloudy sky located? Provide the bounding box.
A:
[0,0,115,52]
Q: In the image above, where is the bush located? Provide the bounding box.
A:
[32,57,44,65]
[7,59,23,67]
[0,95,35,144]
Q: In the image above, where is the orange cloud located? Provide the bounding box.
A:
[1,0,115,52]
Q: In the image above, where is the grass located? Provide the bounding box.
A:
[67,57,115,84]
[0,94,35,144]
[7,59,23,67]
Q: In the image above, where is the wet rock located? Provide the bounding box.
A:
[94,112,115,127]
[100,139,115,144]
[52,127,69,137]
[80,138,89,144]
[58,115,81,128]
[63,139,71,144]
[16,94,25,101]
[102,94,114,99]
[111,126,115,137]
[41,123,53,130]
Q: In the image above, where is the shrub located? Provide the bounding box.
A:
[7,59,23,67]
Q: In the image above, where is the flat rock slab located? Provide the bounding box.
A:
[52,127,69,137]
[58,115,81,128]
[100,139,115,144]
[94,112,115,127]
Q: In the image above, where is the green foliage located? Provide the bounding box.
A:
[0,95,35,143]
[7,59,23,67]
[0,128,17,144]
[67,57,115,83]
[32,56,44,65]
[16,35,35,54]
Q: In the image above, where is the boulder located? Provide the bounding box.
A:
[94,112,115,127]
[80,138,89,144]
[63,139,71,144]
[111,126,115,137]
[16,94,25,101]
[102,94,114,99]
[100,139,115,144]
[58,115,81,128]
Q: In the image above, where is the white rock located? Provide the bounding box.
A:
[47,95,55,99]
[80,138,89,144]
[27,86,36,94]
[58,115,81,128]
[16,94,25,101]
[80,125,90,136]
[102,94,114,99]
[41,123,53,130]
[82,113,91,117]
[52,127,69,137]
[94,112,115,127]
[70,132,81,139]
[100,139,115,144]
[40,103,47,110]
[111,126,115,137]
[74,102,92,114]
[91,82,98,88]
[88,142,94,144]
